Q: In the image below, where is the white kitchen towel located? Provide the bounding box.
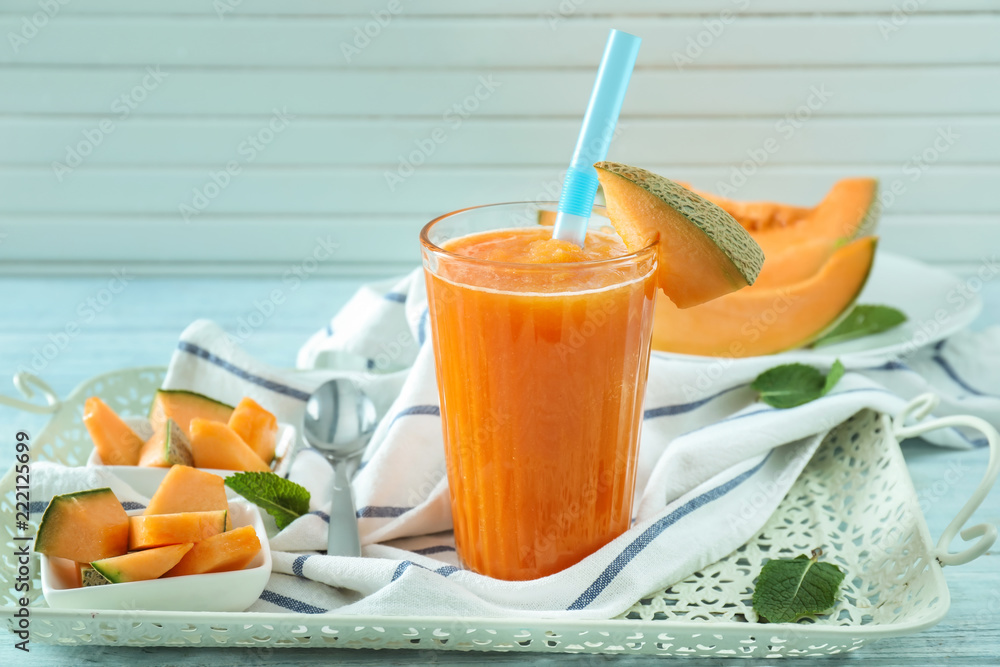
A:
[119,269,998,618]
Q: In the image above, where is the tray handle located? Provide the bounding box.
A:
[0,372,62,414]
[893,393,1000,567]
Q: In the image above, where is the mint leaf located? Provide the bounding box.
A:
[225,472,310,530]
[753,549,845,623]
[812,304,907,348]
[751,359,845,409]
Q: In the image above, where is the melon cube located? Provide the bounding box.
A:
[228,397,278,464]
[35,488,129,563]
[144,465,232,530]
[83,396,144,466]
[129,510,228,550]
[163,526,261,577]
[189,419,270,472]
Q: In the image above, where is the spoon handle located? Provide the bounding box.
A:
[327,460,362,557]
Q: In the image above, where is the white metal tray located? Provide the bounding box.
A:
[2,367,998,658]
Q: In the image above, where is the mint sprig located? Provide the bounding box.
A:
[753,549,845,623]
[812,304,907,348]
[225,472,310,530]
[752,360,844,409]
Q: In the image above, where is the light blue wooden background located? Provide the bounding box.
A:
[0,2,999,665]
[0,0,998,273]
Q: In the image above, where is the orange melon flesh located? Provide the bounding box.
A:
[688,177,879,262]
[652,236,878,357]
[35,488,129,562]
[751,237,839,290]
[128,510,228,550]
[228,397,278,464]
[189,419,271,472]
[594,162,764,308]
[149,390,234,438]
[83,396,144,466]
[138,418,194,468]
[91,543,194,583]
[144,465,232,530]
[163,525,261,577]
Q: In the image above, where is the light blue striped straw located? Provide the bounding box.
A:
[552,29,641,247]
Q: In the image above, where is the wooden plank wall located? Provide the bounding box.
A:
[0,1,997,274]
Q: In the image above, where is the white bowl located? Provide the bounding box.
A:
[40,499,271,612]
[87,418,300,480]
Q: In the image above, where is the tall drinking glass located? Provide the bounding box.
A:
[420,202,657,581]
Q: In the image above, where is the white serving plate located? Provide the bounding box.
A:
[39,499,271,613]
[86,418,299,482]
[2,367,998,657]
[657,251,983,365]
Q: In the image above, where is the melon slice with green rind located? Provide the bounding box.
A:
[163,525,261,577]
[149,389,234,438]
[91,543,194,584]
[594,162,765,308]
[189,418,271,472]
[35,488,129,563]
[128,510,228,550]
[651,236,878,357]
[144,464,232,530]
[83,396,144,466]
[138,418,194,468]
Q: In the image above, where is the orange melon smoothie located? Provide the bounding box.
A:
[420,203,658,581]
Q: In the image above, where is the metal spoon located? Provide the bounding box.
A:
[302,378,377,557]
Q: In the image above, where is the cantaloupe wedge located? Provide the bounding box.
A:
[227,397,278,464]
[145,465,232,530]
[594,162,765,308]
[83,397,144,466]
[129,510,228,550]
[189,419,270,472]
[687,177,879,261]
[35,488,130,562]
[138,418,194,468]
[163,525,261,577]
[91,543,194,584]
[149,389,234,438]
[651,236,878,357]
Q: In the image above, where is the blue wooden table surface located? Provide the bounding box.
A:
[1,273,998,667]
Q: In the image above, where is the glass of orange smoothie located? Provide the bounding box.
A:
[420,202,658,581]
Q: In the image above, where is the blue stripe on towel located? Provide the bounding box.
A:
[567,451,773,611]
[292,554,314,578]
[388,404,440,429]
[643,384,748,420]
[310,510,330,523]
[391,560,459,581]
[177,341,311,401]
[259,589,327,614]
[384,292,407,304]
[932,352,987,397]
[357,405,440,472]
[357,506,412,518]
